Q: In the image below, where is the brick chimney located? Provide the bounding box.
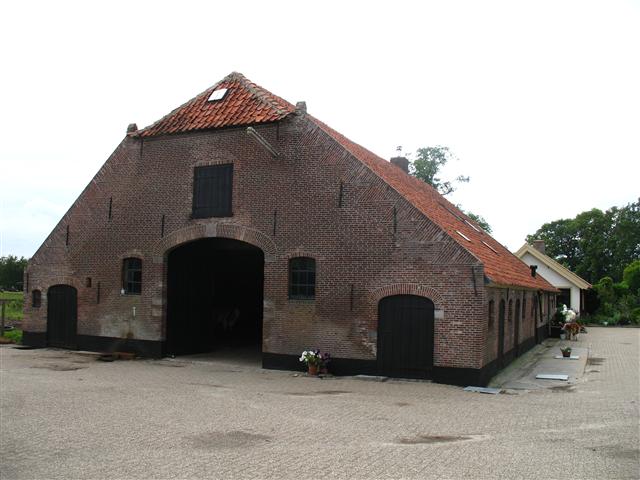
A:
[390,156,409,174]
[533,239,546,254]
[295,101,307,115]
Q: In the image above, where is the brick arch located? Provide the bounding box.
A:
[119,249,145,261]
[369,283,445,310]
[43,276,82,293]
[35,277,82,311]
[154,222,277,257]
[283,248,323,261]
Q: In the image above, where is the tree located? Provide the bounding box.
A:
[0,255,29,290]
[409,146,469,196]
[407,146,491,232]
[464,211,492,233]
[527,200,640,283]
[623,260,640,295]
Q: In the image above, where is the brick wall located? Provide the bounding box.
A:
[24,113,495,370]
[483,287,551,366]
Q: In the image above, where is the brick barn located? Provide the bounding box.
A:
[22,72,556,386]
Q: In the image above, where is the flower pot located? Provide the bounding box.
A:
[560,333,566,340]
[308,364,318,376]
[562,351,571,358]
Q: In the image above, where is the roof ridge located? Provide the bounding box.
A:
[516,244,592,288]
[234,74,294,116]
[140,72,295,137]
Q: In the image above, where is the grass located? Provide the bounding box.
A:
[0,328,22,344]
[0,291,24,322]
[0,291,23,343]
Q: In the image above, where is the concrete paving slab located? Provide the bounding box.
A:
[490,340,588,391]
[536,373,569,380]
[1,327,638,479]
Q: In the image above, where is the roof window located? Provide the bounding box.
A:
[464,220,481,232]
[440,203,464,221]
[482,241,498,253]
[208,88,228,102]
[456,230,471,242]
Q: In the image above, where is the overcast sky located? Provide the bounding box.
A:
[1,0,638,259]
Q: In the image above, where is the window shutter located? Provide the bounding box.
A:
[193,164,233,218]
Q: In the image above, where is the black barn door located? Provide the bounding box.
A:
[514,299,521,357]
[498,299,505,368]
[47,285,77,349]
[377,295,434,379]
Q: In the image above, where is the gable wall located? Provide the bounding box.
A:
[24,113,490,373]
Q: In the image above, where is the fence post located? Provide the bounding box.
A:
[0,300,6,337]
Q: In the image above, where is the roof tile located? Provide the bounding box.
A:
[308,116,556,291]
[140,72,295,137]
[140,72,555,291]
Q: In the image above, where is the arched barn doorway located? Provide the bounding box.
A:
[47,285,78,349]
[377,295,435,379]
[165,238,264,356]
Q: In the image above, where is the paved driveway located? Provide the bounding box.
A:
[1,327,638,479]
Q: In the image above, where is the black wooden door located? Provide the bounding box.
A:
[377,295,434,379]
[47,285,77,349]
[498,299,505,368]
[514,299,521,357]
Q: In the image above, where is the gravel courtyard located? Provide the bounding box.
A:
[1,327,638,479]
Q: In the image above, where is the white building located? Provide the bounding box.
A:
[515,240,592,316]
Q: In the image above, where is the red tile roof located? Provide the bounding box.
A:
[309,117,556,291]
[140,72,295,137]
[140,72,554,291]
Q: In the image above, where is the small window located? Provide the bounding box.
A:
[482,241,498,254]
[515,299,521,324]
[192,164,233,218]
[122,258,142,295]
[32,290,41,308]
[289,257,316,299]
[488,300,494,329]
[464,220,481,232]
[208,88,228,102]
[456,230,471,242]
[522,298,527,320]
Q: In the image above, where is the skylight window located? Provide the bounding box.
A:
[208,88,228,102]
[456,230,471,242]
[482,241,498,253]
[464,220,481,232]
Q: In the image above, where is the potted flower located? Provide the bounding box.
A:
[560,346,572,358]
[299,350,322,376]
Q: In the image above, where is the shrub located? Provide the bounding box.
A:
[1,328,22,343]
[623,260,640,294]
